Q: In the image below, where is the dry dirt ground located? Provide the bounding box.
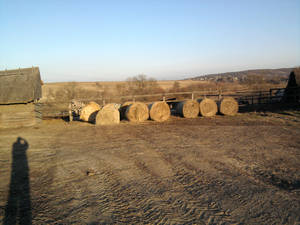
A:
[0,111,300,224]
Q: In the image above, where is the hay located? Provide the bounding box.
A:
[125,102,149,122]
[198,98,218,117]
[102,103,121,110]
[96,103,120,125]
[119,101,134,120]
[122,101,134,107]
[148,101,170,122]
[176,100,199,118]
[218,97,238,116]
[80,101,101,122]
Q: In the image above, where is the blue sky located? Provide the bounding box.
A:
[0,0,299,82]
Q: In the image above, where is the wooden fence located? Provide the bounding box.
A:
[36,86,299,120]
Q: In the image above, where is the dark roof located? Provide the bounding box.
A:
[0,67,42,104]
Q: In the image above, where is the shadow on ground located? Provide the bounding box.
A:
[4,137,32,225]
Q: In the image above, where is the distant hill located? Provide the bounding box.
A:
[189,68,294,83]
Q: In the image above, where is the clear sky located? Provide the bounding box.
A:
[0,0,299,82]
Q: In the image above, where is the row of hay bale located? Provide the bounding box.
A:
[172,97,238,118]
[79,97,238,125]
[79,101,170,125]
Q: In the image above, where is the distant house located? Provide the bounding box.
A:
[0,67,42,128]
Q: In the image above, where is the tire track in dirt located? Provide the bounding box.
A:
[113,126,240,225]
[50,125,238,224]
[6,120,298,224]
[44,123,300,224]
[153,125,300,225]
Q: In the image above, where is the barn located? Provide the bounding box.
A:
[0,67,42,128]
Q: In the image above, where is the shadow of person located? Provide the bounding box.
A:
[4,137,32,225]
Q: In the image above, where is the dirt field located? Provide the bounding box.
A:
[1,111,300,224]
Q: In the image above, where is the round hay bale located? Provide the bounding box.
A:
[96,104,120,125]
[148,101,170,122]
[218,97,238,116]
[125,102,149,122]
[198,98,218,117]
[80,101,101,123]
[102,103,121,110]
[176,100,199,118]
[119,101,134,120]
[122,101,134,107]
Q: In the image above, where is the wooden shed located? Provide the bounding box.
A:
[0,67,42,128]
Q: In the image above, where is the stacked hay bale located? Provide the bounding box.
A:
[96,103,120,125]
[218,97,238,116]
[80,101,101,123]
[175,100,199,118]
[198,98,218,117]
[148,101,170,122]
[120,102,149,122]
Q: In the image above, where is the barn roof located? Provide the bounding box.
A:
[287,68,300,88]
[0,67,42,104]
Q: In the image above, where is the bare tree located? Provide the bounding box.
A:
[126,74,162,95]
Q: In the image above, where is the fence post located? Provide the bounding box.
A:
[163,96,166,102]
[69,102,73,122]
[218,89,222,100]
[191,92,194,100]
[133,96,135,102]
